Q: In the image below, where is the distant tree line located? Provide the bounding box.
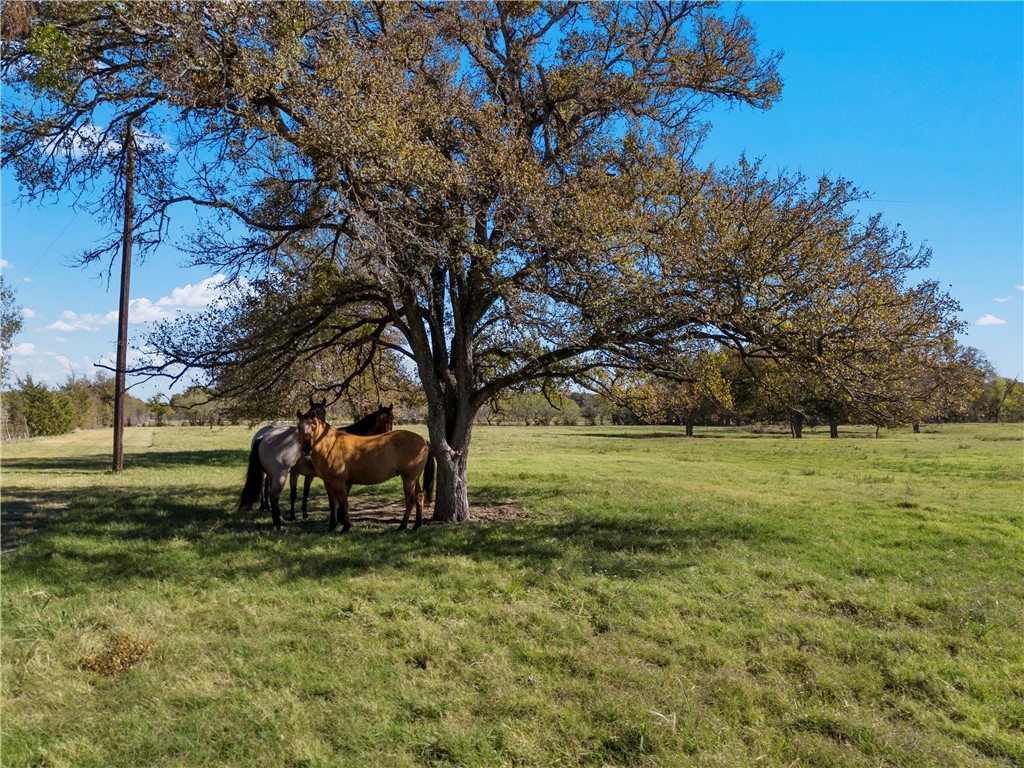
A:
[468,346,1023,433]
[0,376,243,440]
[3,339,1019,441]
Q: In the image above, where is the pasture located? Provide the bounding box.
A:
[2,423,1022,767]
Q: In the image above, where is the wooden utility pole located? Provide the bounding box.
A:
[112,120,135,473]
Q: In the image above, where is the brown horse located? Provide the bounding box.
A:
[296,410,435,532]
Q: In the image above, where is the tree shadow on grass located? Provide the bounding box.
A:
[2,486,78,555]
[2,447,773,588]
[576,431,689,440]
[1,449,246,474]
[1,455,114,474]
[126,449,247,469]
[575,430,793,440]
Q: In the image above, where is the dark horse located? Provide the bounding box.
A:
[238,400,394,527]
[296,408,434,532]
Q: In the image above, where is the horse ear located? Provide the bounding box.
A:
[308,394,315,408]
[297,410,305,421]
[386,403,393,412]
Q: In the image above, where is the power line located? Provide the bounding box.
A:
[19,212,80,280]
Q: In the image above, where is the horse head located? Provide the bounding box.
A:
[308,395,328,421]
[296,408,326,457]
[375,403,394,433]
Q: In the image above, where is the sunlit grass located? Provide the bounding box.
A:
[2,423,1022,766]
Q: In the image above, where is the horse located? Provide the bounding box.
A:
[239,397,327,525]
[238,401,394,526]
[296,409,435,533]
[342,403,394,437]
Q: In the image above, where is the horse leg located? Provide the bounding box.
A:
[327,482,350,533]
[414,482,424,530]
[288,469,299,522]
[327,493,337,528]
[400,476,422,531]
[326,483,338,531]
[269,472,288,530]
[337,483,351,533]
[270,496,283,530]
[260,474,270,515]
[301,475,314,520]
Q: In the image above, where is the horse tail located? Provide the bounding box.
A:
[422,446,435,506]
[238,438,265,512]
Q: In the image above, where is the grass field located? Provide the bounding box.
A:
[2,423,1022,767]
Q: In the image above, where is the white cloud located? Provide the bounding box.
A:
[993,297,1010,303]
[22,307,37,318]
[22,277,31,283]
[9,342,35,356]
[1,259,12,269]
[46,274,231,335]
[46,310,113,332]
[1016,285,1024,292]
[977,314,1007,326]
[156,275,228,309]
[128,297,175,323]
[116,274,231,325]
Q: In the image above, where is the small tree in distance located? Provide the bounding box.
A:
[147,394,174,426]
[1,276,24,389]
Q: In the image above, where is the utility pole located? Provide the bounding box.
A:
[112,120,135,473]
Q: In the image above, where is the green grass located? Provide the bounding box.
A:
[2,423,1022,767]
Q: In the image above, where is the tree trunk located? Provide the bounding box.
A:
[912,422,920,434]
[790,413,804,439]
[425,396,473,523]
[432,443,470,522]
[829,419,839,439]
[685,411,695,437]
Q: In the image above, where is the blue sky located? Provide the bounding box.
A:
[2,1,1022,399]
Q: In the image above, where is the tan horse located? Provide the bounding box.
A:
[296,411,435,532]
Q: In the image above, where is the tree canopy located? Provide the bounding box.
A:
[2,1,964,518]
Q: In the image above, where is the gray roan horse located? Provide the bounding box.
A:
[238,399,394,528]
